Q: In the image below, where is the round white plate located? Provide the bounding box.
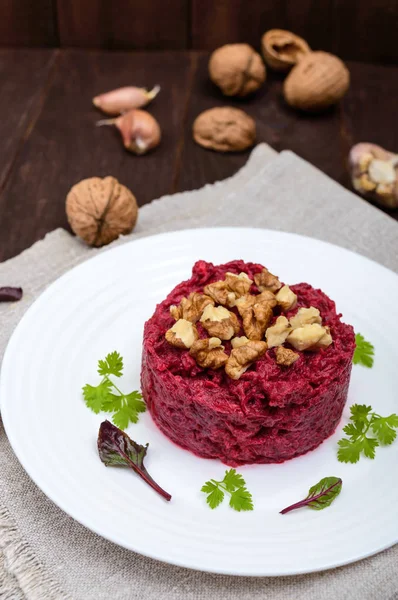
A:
[1,228,398,576]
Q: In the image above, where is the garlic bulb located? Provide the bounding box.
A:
[349,143,398,209]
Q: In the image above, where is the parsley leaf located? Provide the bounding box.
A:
[83,380,112,413]
[281,477,342,514]
[201,482,225,509]
[201,469,254,511]
[337,404,398,463]
[83,352,146,429]
[353,333,374,368]
[98,351,124,377]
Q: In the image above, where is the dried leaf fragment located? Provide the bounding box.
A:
[189,337,228,369]
[225,341,267,380]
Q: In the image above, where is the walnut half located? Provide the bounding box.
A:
[225,340,268,380]
[287,323,332,351]
[189,337,228,369]
[265,316,292,348]
[165,319,198,349]
[224,272,253,298]
[254,268,282,293]
[199,305,240,340]
[275,346,299,366]
[204,280,236,307]
[242,301,273,341]
[170,292,214,323]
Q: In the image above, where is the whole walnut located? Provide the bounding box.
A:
[209,44,266,97]
[283,51,350,111]
[66,176,138,247]
[193,107,256,153]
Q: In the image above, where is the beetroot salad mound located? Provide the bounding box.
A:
[140,260,355,466]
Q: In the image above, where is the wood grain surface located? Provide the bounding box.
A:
[56,0,189,50]
[0,0,57,46]
[1,0,398,64]
[0,49,397,263]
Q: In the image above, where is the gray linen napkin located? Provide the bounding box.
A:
[0,144,397,600]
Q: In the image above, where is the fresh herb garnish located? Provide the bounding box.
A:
[0,286,23,302]
[83,351,146,429]
[98,420,171,501]
[337,404,398,463]
[353,333,374,368]
[201,469,254,511]
[280,477,342,514]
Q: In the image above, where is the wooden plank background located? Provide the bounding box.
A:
[0,0,398,63]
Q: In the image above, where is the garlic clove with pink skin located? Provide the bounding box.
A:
[97,109,161,155]
[92,85,160,115]
[349,143,398,209]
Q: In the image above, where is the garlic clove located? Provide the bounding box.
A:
[349,142,398,208]
[97,109,161,155]
[368,159,396,184]
[92,85,160,115]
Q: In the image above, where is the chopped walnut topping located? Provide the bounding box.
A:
[275,285,298,311]
[203,281,236,307]
[265,316,292,348]
[287,323,332,351]
[254,268,282,293]
[225,272,253,298]
[189,337,228,369]
[275,346,299,366]
[200,305,240,340]
[235,294,256,316]
[170,292,214,323]
[289,306,321,329]
[165,319,198,349]
[242,301,273,341]
[256,290,277,308]
[231,336,250,348]
[225,340,267,380]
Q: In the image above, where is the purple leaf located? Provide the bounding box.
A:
[0,287,23,302]
[97,420,171,501]
[280,477,342,514]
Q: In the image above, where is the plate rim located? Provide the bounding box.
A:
[1,226,398,577]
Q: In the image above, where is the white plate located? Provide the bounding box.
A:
[1,228,398,576]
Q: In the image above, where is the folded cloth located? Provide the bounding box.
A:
[0,144,397,600]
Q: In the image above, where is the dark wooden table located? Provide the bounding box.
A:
[0,49,397,263]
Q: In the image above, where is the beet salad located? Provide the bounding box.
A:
[141,260,355,466]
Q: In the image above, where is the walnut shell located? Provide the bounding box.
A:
[209,44,266,97]
[66,176,138,247]
[284,51,350,112]
[261,29,310,71]
[193,107,256,153]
